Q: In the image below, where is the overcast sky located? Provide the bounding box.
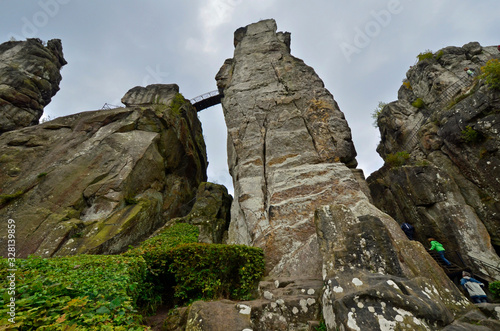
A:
[2,0,498,194]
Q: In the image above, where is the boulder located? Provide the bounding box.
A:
[154,181,233,244]
[0,84,207,257]
[369,43,500,279]
[0,38,66,133]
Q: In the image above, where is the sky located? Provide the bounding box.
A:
[1,0,499,195]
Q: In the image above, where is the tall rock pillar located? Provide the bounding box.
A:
[216,19,360,278]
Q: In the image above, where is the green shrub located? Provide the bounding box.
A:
[489,281,500,298]
[124,223,200,307]
[126,223,264,305]
[417,50,434,62]
[479,59,500,90]
[0,255,151,330]
[461,125,480,143]
[372,101,387,128]
[167,243,265,302]
[411,98,425,108]
[385,151,410,167]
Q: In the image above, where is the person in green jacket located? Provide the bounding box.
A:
[428,238,451,266]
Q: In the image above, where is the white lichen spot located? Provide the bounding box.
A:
[238,304,251,315]
[279,316,286,322]
[301,289,305,293]
[377,316,396,331]
[333,286,344,293]
[357,302,364,309]
[271,302,277,309]
[292,307,299,314]
[413,317,422,325]
[351,308,356,312]
[276,299,284,306]
[368,306,375,313]
[275,280,280,288]
[395,315,404,322]
[300,299,308,313]
[386,280,399,290]
[307,288,315,295]
[380,302,386,308]
[242,329,253,331]
[352,278,363,286]
[307,298,316,305]
[263,291,273,300]
[347,312,361,331]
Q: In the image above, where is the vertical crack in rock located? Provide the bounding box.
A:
[217,19,480,330]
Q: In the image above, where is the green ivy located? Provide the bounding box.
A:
[167,243,265,302]
[126,223,264,305]
[0,255,151,330]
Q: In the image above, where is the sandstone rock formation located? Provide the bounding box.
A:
[368,43,500,280]
[0,38,66,133]
[216,19,359,278]
[0,84,207,257]
[213,19,488,330]
[153,181,232,244]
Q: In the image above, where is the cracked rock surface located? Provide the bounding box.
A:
[0,84,207,257]
[0,38,66,134]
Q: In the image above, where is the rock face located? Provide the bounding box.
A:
[0,38,66,133]
[368,43,500,280]
[215,19,485,330]
[155,182,233,244]
[216,19,358,278]
[0,84,207,257]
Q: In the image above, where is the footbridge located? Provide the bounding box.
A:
[190,90,222,112]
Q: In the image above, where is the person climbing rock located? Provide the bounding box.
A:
[401,222,415,240]
[460,271,488,303]
[427,238,451,266]
[464,67,475,77]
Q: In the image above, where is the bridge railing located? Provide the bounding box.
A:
[190,90,219,104]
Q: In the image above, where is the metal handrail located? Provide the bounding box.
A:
[189,90,219,104]
[400,75,471,152]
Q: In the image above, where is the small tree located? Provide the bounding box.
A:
[372,101,387,128]
[479,59,500,90]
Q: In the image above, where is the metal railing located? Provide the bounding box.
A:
[189,90,219,104]
[400,75,473,152]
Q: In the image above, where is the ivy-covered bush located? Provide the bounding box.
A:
[168,243,265,302]
[0,255,151,330]
[125,222,265,305]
